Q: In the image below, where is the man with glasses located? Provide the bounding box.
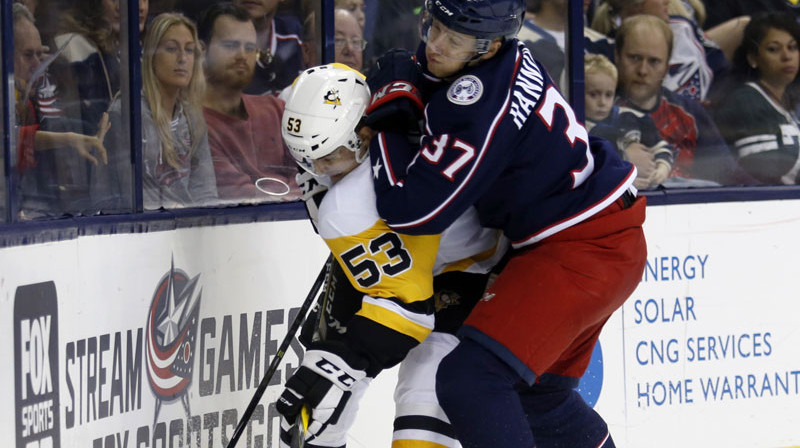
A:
[334,8,366,72]
[199,2,299,202]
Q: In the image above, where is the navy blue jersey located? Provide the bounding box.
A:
[245,15,304,95]
[369,41,636,248]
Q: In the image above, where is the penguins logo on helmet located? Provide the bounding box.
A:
[324,89,342,107]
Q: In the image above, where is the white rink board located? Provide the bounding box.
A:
[2,200,800,447]
[596,200,800,447]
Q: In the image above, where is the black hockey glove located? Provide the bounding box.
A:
[364,48,424,134]
[276,341,370,448]
[295,170,328,233]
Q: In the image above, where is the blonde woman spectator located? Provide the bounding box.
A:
[141,13,217,208]
[95,13,217,210]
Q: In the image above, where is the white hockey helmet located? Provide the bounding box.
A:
[282,63,370,177]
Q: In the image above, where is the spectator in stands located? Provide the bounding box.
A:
[615,14,757,186]
[584,53,673,190]
[300,12,317,68]
[714,12,800,185]
[369,0,422,63]
[233,0,304,95]
[520,0,614,91]
[198,2,299,202]
[335,0,365,30]
[701,0,800,31]
[14,3,111,218]
[135,13,218,208]
[54,0,148,134]
[13,0,38,15]
[43,0,145,212]
[592,0,728,102]
[669,0,749,64]
[518,0,567,87]
[334,8,365,72]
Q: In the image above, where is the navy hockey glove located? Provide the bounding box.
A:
[364,49,424,134]
[277,341,370,448]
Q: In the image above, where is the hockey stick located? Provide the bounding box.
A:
[226,254,331,448]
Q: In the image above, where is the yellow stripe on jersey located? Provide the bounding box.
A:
[392,440,453,448]
[440,236,503,274]
[356,299,433,343]
[325,219,441,303]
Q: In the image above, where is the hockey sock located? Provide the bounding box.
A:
[436,338,535,448]
[519,386,614,448]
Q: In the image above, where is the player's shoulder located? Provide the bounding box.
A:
[318,162,380,239]
[274,14,303,38]
[429,42,525,114]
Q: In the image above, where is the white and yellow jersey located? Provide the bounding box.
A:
[318,161,506,345]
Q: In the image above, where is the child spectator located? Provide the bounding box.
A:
[585,53,674,190]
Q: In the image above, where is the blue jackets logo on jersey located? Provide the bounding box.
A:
[447,75,483,105]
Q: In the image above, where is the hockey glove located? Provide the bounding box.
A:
[296,170,328,232]
[277,341,370,448]
[364,48,424,134]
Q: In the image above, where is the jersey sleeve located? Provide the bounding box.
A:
[368,55,521,235]
[370,42,625,243]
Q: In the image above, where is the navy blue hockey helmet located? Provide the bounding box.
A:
[424,0,526,42]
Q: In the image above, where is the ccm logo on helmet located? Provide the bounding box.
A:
[434,0,454,16]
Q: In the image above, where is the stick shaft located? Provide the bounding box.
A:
[226,256,330,448]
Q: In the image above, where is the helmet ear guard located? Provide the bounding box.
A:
[281,64,371,177]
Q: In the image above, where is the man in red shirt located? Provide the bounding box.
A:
[199,2,300,203]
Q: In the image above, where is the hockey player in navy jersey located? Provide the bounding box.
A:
[363,1,648,447]
[276,63,507,448]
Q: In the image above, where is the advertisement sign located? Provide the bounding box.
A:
[2,201,800,447]
[596,201,800,447]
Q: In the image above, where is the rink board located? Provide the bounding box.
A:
[1,200,799,447]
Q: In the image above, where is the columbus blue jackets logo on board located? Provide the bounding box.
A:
[448,75,483,105]
[145,258,202,425]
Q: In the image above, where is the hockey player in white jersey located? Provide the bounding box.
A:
[275,63,507,448]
